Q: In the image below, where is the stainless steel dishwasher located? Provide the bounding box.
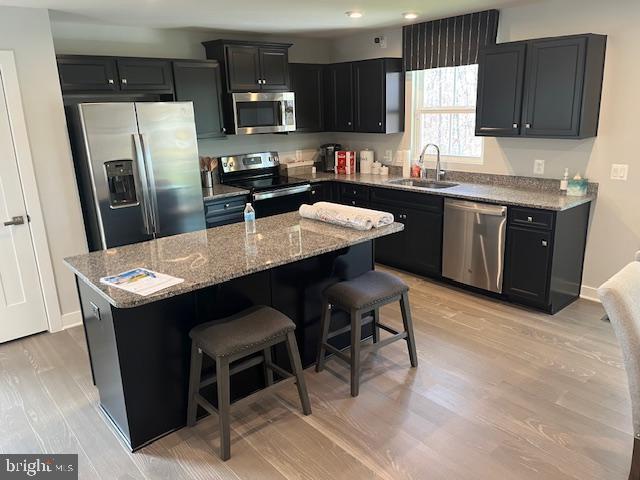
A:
[442,199,507,293]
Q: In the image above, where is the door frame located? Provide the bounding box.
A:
[0,50,62,331]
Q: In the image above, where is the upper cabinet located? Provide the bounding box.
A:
[58,55,173,94]
[476,34,606,139]
[324,58,404,134]
[172,60,225,139]
[289,63,324,132]
[202,40,291,93]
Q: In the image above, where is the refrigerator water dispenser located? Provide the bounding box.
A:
[105,160,138,208]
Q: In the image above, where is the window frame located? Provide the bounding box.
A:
[410,67,484,166]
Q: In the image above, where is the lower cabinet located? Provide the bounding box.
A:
[503,204,590,313]
[204,195,248,228]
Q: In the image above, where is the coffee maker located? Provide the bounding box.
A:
[319,143,342,172]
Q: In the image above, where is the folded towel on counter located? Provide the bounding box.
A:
[299,202,394,230]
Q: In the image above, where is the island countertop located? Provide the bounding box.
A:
[64,211,403,309]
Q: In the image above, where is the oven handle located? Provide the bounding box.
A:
[252,184,311,201]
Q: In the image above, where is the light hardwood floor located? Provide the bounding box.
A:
[0,266,632,480]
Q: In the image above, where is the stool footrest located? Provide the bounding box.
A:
[266,362,293,379]
[367,332,407,351]
[200,355,264,389]
[377,322,400,336]
[326,315,374,340]
[324,344,351,363]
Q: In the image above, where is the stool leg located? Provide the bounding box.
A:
[372,308,380,344]
[263,347,274,386]
[186,342,203,427]
[350,309,362,397]
[285,331,312,415]
[216,357,231,461]
[315,299,331,373]
[400,292,418,368]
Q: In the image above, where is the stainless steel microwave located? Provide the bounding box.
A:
[231,92,296,134]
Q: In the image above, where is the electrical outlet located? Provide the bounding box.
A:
[533,159,545,175]
[374,35,387,49]
[611,163,629,180]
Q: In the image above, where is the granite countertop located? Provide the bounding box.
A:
[64,212,403,309]
[299,172,595,211]
[202,184,250,201]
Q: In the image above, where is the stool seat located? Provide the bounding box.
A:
[190,306,295,358]
[324,270,409,310]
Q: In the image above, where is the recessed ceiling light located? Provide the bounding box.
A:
[403,12,418,20]
[346,11,363,19]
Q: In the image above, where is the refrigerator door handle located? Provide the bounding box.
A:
[139,133,159,235]
[133,133,153,235]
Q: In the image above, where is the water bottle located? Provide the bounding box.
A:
[244,203,256,234]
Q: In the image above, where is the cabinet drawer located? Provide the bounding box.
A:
[370,187,443,213]
[204,196,247,216]
[509,207,554,230]
[340,183,370,200]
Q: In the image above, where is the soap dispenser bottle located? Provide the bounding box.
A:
[560,168,569,193]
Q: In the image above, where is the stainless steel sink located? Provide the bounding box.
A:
[386,178,459,189]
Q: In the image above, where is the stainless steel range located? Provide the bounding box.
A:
[218,151,310,218]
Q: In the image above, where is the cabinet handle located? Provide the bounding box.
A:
[378,122,382,126]
[108,79,114,84]
[347,121,352,126]
[121,78,128,85]
[262,79,267,84]
[222,127,226,133]
[512,123,518,128]
[541,240,548,247]
[525,123,531,129]
[527,216,533,222]
[351,200,356,205]
[224,203,230,208]
[311,190,316,195]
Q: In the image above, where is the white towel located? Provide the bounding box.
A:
[299,202,394,230]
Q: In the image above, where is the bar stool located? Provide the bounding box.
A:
[187,305,311,461]
[315,270,418,397]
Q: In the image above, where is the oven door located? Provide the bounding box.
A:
[232,92,296,134]
[252,184,311,218]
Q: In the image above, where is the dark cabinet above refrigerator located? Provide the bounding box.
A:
[475,33,607,139]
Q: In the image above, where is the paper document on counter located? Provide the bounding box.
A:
[100,268,183,296]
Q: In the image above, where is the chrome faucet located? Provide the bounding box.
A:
[418,143,445,181]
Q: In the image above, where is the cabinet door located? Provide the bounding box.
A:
[226,45,261,92]
[57,56,118,92]
[173,61,225,139]
[324,63,354,132]
[504,226,552,304]
[354,59,385,133]
[475,44,526,136]
[259,48,289,91]
[522,37,587,137]
[371,203,406,268]
[290,64,324,132]
[405,208,443,276]
[116,58,173,92]
[309,183,326,202]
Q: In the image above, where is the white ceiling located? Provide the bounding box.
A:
[1,0,531,37]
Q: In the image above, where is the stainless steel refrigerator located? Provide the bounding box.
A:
[70,102,205,251]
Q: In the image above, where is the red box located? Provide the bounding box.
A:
[335,151,356,174]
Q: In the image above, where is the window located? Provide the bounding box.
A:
[412,64,483,164]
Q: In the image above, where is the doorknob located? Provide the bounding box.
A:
[3,215,25,226]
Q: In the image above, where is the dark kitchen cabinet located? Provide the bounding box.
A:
[204,195,249,228]
[202,40,291,93]
[324,58,404,134]
[116,58,174,92]
[309,183,327,202]
[504,204,591,313]
[476,34,606,139]
[289,63,324,132]
[57,56,118,92]
[475,44,526,136]
[353,58,404,134]
[324,63,354,132]
[173,60,225,138]
[370,188,443,277]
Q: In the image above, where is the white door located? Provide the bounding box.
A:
[0,70,48,342]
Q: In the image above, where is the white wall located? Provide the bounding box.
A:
[329,0,640,294]
[0,6,87,325]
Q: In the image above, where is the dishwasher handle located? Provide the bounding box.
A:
[445,200,507,216]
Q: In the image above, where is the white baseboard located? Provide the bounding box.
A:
[61,310,83,329]
[580,285,601,303]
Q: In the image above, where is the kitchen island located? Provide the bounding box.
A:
[64,212,402,451]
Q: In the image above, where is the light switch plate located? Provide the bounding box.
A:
[611,163,629,180]
[533,159,545,175]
